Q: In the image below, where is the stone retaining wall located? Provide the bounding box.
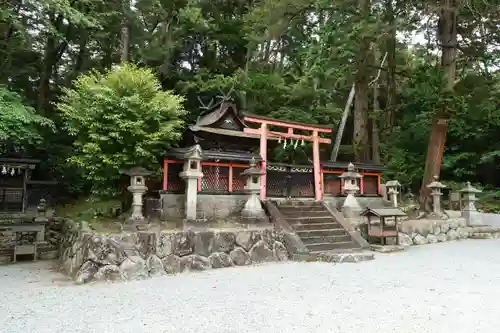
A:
[60,221,288,284]
[397,217,500,246]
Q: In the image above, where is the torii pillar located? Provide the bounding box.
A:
[260,123,268,200]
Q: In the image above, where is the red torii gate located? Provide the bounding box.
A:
[242,115,332,201]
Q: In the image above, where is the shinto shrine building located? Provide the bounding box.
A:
[160,101,383,220]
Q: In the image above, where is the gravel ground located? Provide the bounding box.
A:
[2,239,500,333]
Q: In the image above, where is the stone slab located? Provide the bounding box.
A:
[316,250,375,263]
[370,244,407,253]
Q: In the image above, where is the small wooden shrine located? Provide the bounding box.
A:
[360,207,407,245]
[0,157,39,213]
[162,101,383,201]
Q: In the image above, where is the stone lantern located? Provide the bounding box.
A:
[179,144,204,222]
[427,176,446,217]
[459,181,482,225]
[385,180,401,207]
[338,163,363,217]
[123,166,152,224]
[240,158,266,221]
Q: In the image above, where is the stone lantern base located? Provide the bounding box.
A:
[241,195,268,224]
[463,210,483,226]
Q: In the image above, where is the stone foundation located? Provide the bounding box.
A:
[161,193,248,220]
[60,221,288,284]
[161,194,388,222]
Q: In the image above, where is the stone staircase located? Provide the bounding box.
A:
[273,201,361,253]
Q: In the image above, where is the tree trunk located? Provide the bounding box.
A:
[37,35,56,113]
[383,0,397,164]
[419,0,458,210]
[352,0,371,162]
[372,49,381,164]
[119,0,130,63]
[120,19,129,62]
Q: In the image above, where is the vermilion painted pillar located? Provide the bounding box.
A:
[312,130,322,201]
[260,123,268,200]
[163,159,168,190]
[360,176,364,194]
[377,175,381,195]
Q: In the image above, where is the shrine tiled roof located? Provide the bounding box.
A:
[360,207,407,217]
[166,147,262,162]
[189,125,279,140]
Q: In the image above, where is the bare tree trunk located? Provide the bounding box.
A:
[372,49,381,164]
[330,84,355,162]
[352,0,371,162]
[419,0,458,210]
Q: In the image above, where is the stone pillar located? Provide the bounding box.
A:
[426,176,446,217]
[122,167,152,226]
[385,180,401,207]
[459,181,482,226]
[240,158,267,222]
[339,163,363,218]
[179,145,204,224]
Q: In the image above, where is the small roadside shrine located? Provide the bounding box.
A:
[0,157,40,213]
[360,207,407,245]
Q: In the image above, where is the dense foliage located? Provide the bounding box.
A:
[57,64,186,195]
[0,86,54,149]
[1,0,500,201]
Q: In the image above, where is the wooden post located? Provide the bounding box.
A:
[360,177,364,195]
[312,130,322,201]
[260,123,268,200]
[162,159,168,191]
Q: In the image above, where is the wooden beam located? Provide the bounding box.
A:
[243,128,331,144]
[243,116,332,133]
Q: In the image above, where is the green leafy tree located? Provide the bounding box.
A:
[0,86,54,149]
[58,64,186,195]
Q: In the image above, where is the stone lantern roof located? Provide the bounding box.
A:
[183,144,204,160]
[385,180,401,188]
[122,166,152,176]
[338,162,363,180]
[459,181,481,194]
[427,176,446,189]
[241,158,264,177]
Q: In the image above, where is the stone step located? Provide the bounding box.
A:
[293,223,343,231]
[275,200,322,206]
[301,234,352,245]
[287,216,335,224]
[307,241,359,252]
[281,210,331,218]
[277,206,327,213]
[295,228,347,237]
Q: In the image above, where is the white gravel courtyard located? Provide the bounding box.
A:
[1,239,500,333]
